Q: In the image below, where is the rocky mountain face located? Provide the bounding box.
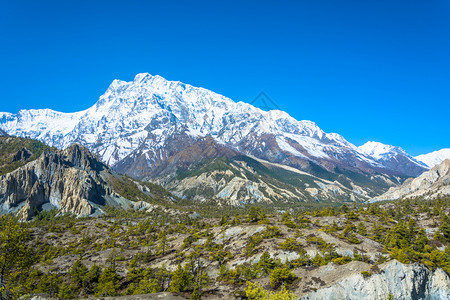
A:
[415,148,450,168]
[0,73,429,204]
[371,159,450,202]
[0,141,176,219]
[300,260,450,300]
[158,155,365,205]
[152,147,408,204]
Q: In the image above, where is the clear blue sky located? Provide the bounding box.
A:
[1,0,449,156]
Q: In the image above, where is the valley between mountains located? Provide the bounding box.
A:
[0,74,449,300]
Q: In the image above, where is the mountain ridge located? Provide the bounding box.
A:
[0,73,431,204]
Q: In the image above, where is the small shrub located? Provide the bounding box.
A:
[269,266,297,289]
[332,256,352,265]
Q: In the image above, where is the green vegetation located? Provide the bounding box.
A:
[2,136,447,299]
[0,215,35,298]
[269,266,297,289]
[0,195,448,299]
[245,281,296,300]
[0,136,54,175]
[108,174,178,207]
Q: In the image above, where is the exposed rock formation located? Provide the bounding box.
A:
[371,159,450,202]
[0,144,126,219]
[152,153,373,204]
[300,260,450,300]
[12,147,32,162]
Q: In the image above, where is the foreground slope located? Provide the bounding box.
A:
[1,198,448,299]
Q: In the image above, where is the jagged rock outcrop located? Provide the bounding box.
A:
[12,147,32,162]
[371,159,450,202]
[0,144,122,219]
[300,260,450,300]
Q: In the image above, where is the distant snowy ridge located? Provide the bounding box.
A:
[358,141,406,160]
[415,148,450,168]
[358,141,427,168]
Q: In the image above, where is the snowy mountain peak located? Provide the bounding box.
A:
[358,141,406,160]
[415,148,450,168]
[357,141,428,174]
[134,72,152,82]
[108,78,128,89]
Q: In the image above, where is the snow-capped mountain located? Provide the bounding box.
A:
[0,73,428,203]
[358,141,408,160]
[415,149,450,168]
[1,73,359,165]
[358,141,427,176]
